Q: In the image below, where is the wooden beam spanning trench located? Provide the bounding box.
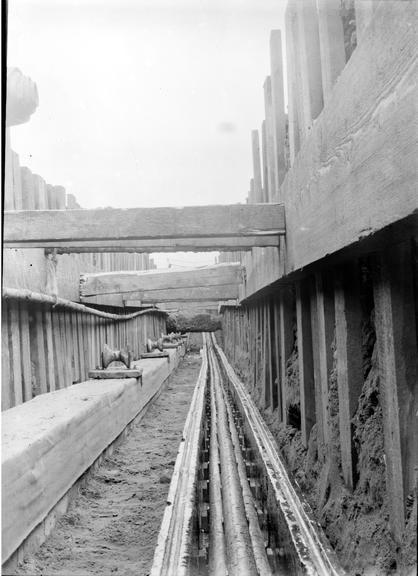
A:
[3,204,285,251]
[80,263,243,298]
[119,284,239,303]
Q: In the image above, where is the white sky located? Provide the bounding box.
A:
[7,0,287,267]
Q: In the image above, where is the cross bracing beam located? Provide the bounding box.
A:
[119,284,240,303]
[3,204,285,251]
[80,263,243,298]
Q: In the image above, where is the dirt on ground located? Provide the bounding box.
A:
[13,352,203,576]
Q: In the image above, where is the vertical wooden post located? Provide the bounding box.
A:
[309,278,325,452]
[317,0,346,103]
[296,281,316,446]
[334,262,363,489]
[43,308,55,392]
[263,77,277,202]
[21,167,36,210]
[4,128,14,210]
[54,186,66,210]
[19,301,33,402]
[30,306,48,396]
[33,175,48,209]
[314,271,335,447]
[285,0,302,163]
[52,310,65,390]
[272,299,280,412]
[12,151,23,209]
[70,311,80,383]
[261,120,269,203]
[59,310,71,387]
[373,243,418,542]
[279,288,294,425]
[2,301,12,410]
[270,30,287,193]
[251,130,263,203]
[295,0,324,134]
[9,300,23,406]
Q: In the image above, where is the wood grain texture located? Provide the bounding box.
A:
[334,263,363,490]
[80,264,243,297]
[283,1,418,275]
[2,348,181,563]
[2,302,12,410]
[296,281,316,447]
[373,243,418,542]
[317,0,346,103]
[120,284,240,303]
[4,204,285,247]
[270,30,287,191]
[251,130,263,203]
[43,235,280,253]
[30,307,48,396]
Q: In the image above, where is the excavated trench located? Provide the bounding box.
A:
[151,334,344,576]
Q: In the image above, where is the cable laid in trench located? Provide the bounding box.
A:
[208,345,258,576]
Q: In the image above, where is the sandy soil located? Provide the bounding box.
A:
[13,352,202,576]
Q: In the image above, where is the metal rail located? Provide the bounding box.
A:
[150,334,346,576]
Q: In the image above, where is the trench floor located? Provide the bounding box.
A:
[13,352,202,576]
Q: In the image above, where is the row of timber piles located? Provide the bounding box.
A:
[1,295,166,411]
[4,129,156,277]
[2,68,160,411]
[221,241,418,574]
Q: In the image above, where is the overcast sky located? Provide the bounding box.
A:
[7,0,287,267]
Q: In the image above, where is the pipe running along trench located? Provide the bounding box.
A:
[151,333,345,576]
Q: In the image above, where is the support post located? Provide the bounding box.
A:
[270,30,287,192]
[279,288,294,425]
[373,243,418,542]
[296,281,316,446]
[263,77,277,202]
[334,262,363,489]
[251,130,263,203]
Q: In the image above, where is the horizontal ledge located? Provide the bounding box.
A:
[5,235,281,253]
[3,204,285,247]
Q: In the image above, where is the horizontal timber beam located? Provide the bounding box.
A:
[120,284,240,303]
[3,204,285,250]
[37,236,279,253]
[80,263,243,298]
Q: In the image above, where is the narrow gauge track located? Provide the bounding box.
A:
[151,334,345,576]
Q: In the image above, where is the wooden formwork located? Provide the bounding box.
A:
[221,239,418,549]
[1,296,167,411]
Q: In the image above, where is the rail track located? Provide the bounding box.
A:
[151,334,345,576]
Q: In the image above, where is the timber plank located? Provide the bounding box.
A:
[120,284,240,304]
[2,302,12,410]
[19,302,33,402]
[314,272,335,448]
[279,288,294,425]
[9,301,23,406]
[4,204,285,248]
[284,1,418,274]
[296,281,316,446]
[30,306,48,396]
[373,243,418,542]
[43,309,55,392]
[80,264,243,298]
[334,263,363,489]
[270,30,287,191]
[51,311,65,390]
